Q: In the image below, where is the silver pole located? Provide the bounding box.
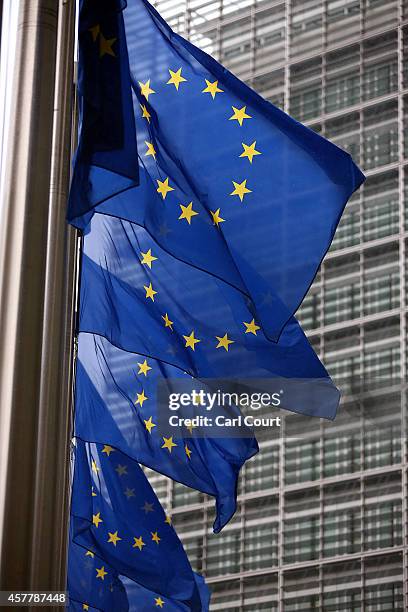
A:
[0,0,76,595]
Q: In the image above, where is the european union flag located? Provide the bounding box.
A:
[69,0,139,227]
[75,211,338,534]
[75,332,258,533]
[68,0,364,340]
[69,438,209,610]
[67,0,364,604]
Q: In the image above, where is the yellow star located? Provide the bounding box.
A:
[156,177,174,200]
[178,202,198,225]
[107,531,122,546]
[244,318,260,335]
[165,515,172,525]
[240,141,261,163]
[210,208,225,227]
[166,68,187,90]
[162,312,174,330]
[142,501,154,513]
[215,333,234,351]
[133,536,145,551]
[91,459,99,474]
[229,105,252,126]
[102,445,114,456]
[82,604,89,611]
[85,550,95,558]
[140,248,157,269]
[124,487,135,499]
[185,444,192,459]
[144,282,157,301]
[162,436,177,453]
[115,464,128,477]
[138,359,152,376]
[230,179,252,202]
[139,79,155,100]
[144,416,156,433]
[186,422,196,434]
[99,33,116,57]
[91,486,97,497]
[202,79,223,99]
[145,141,156,160]
[151,531,161,544]
[140,103,151,122]
[93,512,103,528]
[96,566,107,581]
[135,389,148,407]
[89,24,100,42]
[155,597,165,608]
[183,330,201,351]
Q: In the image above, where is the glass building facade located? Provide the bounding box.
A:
[146,0,408,608]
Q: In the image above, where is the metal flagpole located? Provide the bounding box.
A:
[0,0,76,596]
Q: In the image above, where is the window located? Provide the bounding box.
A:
[284,516,320,563]
[326,72,360,112]
[364,501,402,550]
[285,439,320,484]
[324,282,361,325]
[206,528,241,576]
[364,583,403,611]
[323,433,361,477]
[172,481,202,507]
[363,272,400,315]
[364,423,401,469]
[364,61,398,100]
[323,509,361,557]
[244,522,279,570]
[245,444,280,493]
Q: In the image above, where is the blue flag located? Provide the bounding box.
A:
[74,210,339,534]
[68,531,209,612]
[79,213,339,414]
[75,332,258,533]
[68,0,364,339]
[69,438,210,610]
[69,0,139,227]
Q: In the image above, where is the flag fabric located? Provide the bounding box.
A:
[67,0,365,606]
[75,333,258,534]
[68,531,209,612]
[69,0,139,228]
[68,0,364,340]
[69,438,209,610]
[79,213,339,415]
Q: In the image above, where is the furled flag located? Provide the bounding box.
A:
[69,438,210,610]
[68,0,364,340]
[70,0,139,227]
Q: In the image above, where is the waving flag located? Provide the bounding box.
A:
[67,0,364,605]
[75,332,258,533]
[69,439,209,610]
[69,0,139,227]
[68,0,364,339]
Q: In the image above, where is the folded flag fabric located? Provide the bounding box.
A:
[69,438,209,610]
[75,332,258,533]
[79,213,339,416]
[69,0,139,228]
[68,531,209,612]
[68,0,364,340]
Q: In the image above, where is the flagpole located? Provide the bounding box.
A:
[0,0,76,595]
